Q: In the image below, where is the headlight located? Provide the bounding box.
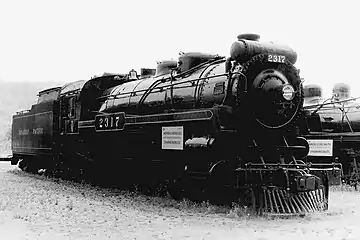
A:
[282,85,295,101]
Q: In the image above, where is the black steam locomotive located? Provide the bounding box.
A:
[5,34,332,215]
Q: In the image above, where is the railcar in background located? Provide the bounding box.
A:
[301,83,360,186]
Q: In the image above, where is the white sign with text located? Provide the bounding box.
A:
[308,139,333,157]
[162,126,184,150]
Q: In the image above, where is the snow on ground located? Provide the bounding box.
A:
[0,162,359,240]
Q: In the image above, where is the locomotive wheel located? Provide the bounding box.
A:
[182,177,207,203]
[18,159,26,171]
[18,157,39,174]
[167,178,185,200]
[138,181,164,197]
[239,187,256,209]
[206,180,233,206]
[206,161,236,206]
[318,185,329,210]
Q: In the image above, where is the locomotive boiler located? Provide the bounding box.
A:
[6,33,332,215]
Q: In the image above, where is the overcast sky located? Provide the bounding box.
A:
[0,0,359,97]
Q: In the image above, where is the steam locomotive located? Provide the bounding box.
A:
[4,33,332,215]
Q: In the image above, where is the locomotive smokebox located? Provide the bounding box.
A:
[230,34,297,64]
[241,54,302,129]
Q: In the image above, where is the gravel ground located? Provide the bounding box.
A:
[0,162,360,240]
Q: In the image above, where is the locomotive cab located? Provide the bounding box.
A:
[59,74,127,135]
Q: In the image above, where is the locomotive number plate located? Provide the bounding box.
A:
[95,112,125,131]
[267,54,286,63]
